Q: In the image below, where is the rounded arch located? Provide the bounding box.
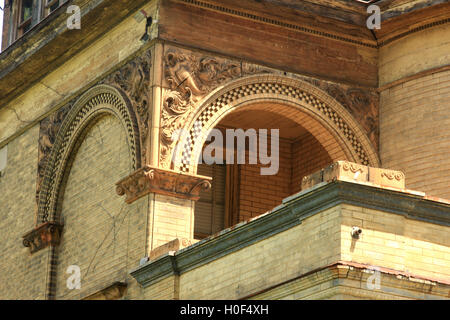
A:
[38,84,141,223]
[173,74,380,173]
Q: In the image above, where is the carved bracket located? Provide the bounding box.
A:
[116,165,212,203]
[22,222,64,254]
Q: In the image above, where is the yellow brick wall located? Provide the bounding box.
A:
[0,125,50,299]
[150,194,195,251]
[380,69,450,200]
[54,115,147,299]
[340,204,450,282]
[138,202,450,300]
[143,276,178,300]
[178,206,342,299]
[379,23,450,86]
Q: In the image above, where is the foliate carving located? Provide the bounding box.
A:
[102,49,152,164]
[37,102,74,207]
[301,77,379,152]
[22,222,63,254]
[116,165,212,203]
[37,51,150,216]
[160,47,248,168]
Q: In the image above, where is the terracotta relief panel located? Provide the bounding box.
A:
[159,46,266,169]
[101,49,152,164]
[37,102,74,207]
[301,78,379,151]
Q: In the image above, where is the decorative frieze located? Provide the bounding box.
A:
[116,165,212,203]
[301,160,405,191]
[22,222,64,254]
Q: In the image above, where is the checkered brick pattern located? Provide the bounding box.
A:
[179,82,370,172]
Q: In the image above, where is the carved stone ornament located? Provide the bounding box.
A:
[301,161,405,191]
[160,47,264,168]
[301,77,379,152]
[22,222,64,254]
[116,165,212,203]
[102,49,152,165]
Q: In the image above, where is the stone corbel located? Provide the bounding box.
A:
[116,165,212,204]
[22,222,64,254]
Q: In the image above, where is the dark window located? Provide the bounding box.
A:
[194,164,227,240]
[16,0,33,37]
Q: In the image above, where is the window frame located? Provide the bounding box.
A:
[14,0,33,39]
[41,0,65,19]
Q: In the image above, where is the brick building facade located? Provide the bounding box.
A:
[0,0,449,300]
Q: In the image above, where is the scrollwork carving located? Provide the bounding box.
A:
[160,47,249,168]
[381,171,404,181]
[342,161,365,174]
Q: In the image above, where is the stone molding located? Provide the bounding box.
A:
[116,165,212,203]
[22,222,64,254]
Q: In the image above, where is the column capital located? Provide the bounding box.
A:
[116,165,212,204]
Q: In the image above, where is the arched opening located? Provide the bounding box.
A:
[193,102,349,239]
[36,85,142,299]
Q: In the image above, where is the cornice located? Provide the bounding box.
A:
[173,0,450,49]
[174,0,378,48]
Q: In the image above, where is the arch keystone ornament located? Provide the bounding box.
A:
[170,74,380,174]
[34,84,141,238]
